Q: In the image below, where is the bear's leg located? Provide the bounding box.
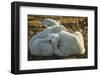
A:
[53,46,64,56]
[74,31,85,54]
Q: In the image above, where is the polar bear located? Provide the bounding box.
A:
[29,24,66,51]
[49,31,85,56]
[30,34,60,56]
[43,18,59,27]
[29,18,66,49]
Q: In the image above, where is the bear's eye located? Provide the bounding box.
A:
[49,40,52,43]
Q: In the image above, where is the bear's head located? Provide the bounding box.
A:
[43,18,59,27]
[47,33,59,46]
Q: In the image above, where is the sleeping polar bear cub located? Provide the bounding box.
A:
[29,25,66,51]
[30,34,59,56]
[49,31,85,56]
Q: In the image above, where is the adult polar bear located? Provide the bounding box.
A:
[29,19,67,52]
[50,31,85,56]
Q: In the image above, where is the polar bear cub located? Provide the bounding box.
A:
[49,31,85,56]
[29,25,66,51]
[30,34,59,56]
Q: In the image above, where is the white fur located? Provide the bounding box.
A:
[29,18,85,56]
[30,34,59,56]
[43,18,59,27]
[49,31,85,56]
[29,25,66,51]
[73,31,85,54]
